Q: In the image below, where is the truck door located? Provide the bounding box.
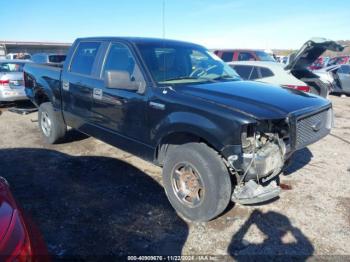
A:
[91,42,150,146]
[61,41,104,128]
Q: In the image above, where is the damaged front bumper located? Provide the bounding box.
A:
[223,104,333,205]
[231,180,281,204]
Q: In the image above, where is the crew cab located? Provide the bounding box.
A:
[24,37,333,221]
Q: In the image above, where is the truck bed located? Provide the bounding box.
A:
[23,63,62,108]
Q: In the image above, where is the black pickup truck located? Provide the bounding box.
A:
[24,37,333,221]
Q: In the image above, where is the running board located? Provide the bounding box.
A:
[8,107,37,115]
[231,180,281,205]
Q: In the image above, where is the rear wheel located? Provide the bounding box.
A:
[38,102,67,144]
[162,142,232,222]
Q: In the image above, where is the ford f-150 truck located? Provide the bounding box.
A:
[24,37,334,221]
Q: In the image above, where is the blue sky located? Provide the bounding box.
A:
[1,0,349,49]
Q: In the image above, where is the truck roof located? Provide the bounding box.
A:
[76,36,204,48]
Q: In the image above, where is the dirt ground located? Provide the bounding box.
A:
[0,95,349,260]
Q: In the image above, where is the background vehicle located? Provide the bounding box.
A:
[326,55,350,67]
[0,44,6,60]
[284,38,344,97]
[5,53,31,60]
[275,55,287,63]
[0,176,49,261]
[213,49,275,62]
[0,60,31,104]
[308,56,329,71]
[31,53,66,67]
[24,37,333,221]
[315,64,350,95]
[229,61,311,93]
[229,38,343,97]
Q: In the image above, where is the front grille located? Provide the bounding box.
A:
[295,108,332,150]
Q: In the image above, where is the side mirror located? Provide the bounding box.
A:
[104,70,139,91]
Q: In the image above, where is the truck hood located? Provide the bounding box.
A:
[175,81,331,120]
[285,37,344,71]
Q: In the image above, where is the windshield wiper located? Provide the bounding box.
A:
[211,75,237,81]
[163,76,199,81]
[162,76,215,82]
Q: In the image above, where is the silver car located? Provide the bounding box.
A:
[0,59,31,103]
[314,64,350,95]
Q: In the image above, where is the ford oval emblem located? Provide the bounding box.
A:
[311,121,322,132]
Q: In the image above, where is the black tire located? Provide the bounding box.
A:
[38,102,67,144]
[162,142,232,222]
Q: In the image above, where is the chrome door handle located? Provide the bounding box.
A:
[62,81,69,91]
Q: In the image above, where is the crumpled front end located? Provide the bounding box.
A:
[226,104,333,204]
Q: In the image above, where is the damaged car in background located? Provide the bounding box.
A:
[230,38,344,98]
[24,37,333,221]
[314,64,350,95]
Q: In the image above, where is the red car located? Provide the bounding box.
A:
[0,176,49,261]
[213,49,275,62]
[327,56,350,67]
[308,56,325,71]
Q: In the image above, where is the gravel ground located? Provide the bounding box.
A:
[0,95,349,260]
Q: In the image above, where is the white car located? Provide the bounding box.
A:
[229,61,311,93]
[5,53,31,60]
[228,38,344,98]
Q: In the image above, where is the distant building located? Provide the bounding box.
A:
[0,40,71,59]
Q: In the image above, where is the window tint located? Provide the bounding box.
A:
[137,44,239,84]
[49,55,66,63]
[231,65,252,80]
[238,52,256,61]
[102,43,137,76]
[221,51,234,62]
[146,47,192,82]
[259,67,274,78]
[70,42,101,75]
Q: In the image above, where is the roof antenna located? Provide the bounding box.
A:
[162,0,166,83]
[162,0,166,39]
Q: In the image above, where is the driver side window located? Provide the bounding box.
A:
[102,43,137,77]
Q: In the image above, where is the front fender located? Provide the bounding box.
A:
[152,111,229,151]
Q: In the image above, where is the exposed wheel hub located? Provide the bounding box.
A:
[41,112,52,137]
[171,163,204,207]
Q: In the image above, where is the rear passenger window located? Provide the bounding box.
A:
[221,52,234,62]
[249,67,259,80]
[70,42,101,75]
[259,67,274,78]
[231,65,253,80]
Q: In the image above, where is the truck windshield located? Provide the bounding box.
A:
[137,43,241,85]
